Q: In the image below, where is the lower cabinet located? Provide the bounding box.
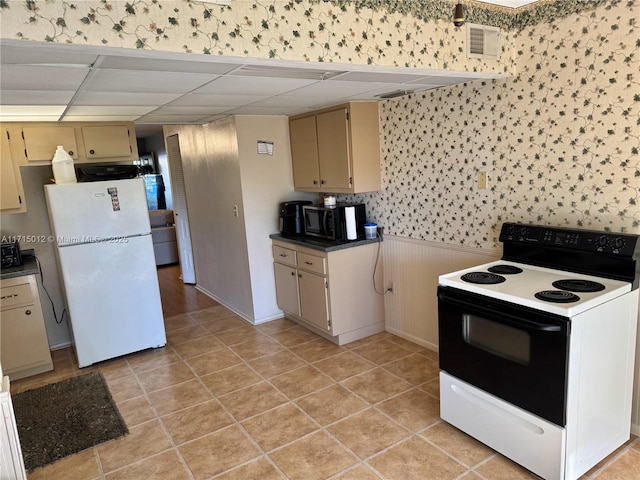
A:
[0,275,53,380]
[273,262,301,316]
[272,239,384,345]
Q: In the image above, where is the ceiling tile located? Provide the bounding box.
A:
[148,105,231,115]
[0,65,89,90]
[248,95,333,108]
[283,80,396,98]
[136,113,213,123]
[224,106,306,115]
[72,91,183,106]
[61,115,144,122]
[65,106,157,116]
[0,90,76,105]
[0,115,63,122]
[0,105,66,116]
[0,43,99,65]
[82,69,219,93]
[167,93,268,107]
[97,55,239,74]
[192,75,318,95]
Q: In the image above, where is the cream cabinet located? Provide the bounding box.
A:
[82,125,134,159]
[21,125,79,161]
[0,275,53,380]
[272,239,384,345]
[289,102,381,194]
[0,128,26,213]
[7,122,138,165]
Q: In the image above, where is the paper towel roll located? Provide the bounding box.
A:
[345,206,357,240]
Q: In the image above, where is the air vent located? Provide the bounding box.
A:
[466,23,500,60]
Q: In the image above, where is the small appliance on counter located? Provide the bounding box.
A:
[75,165,139,182]
[1,241,23,269]
[279,200,312,235]
[303,203,366,241]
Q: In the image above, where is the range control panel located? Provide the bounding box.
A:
[499,222,639,257]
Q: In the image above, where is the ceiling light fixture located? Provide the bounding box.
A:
[454,3,465,27]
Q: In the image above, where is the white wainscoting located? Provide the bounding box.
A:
[381,235,499,350]
[633,323,640,436]
[380,234,640,435]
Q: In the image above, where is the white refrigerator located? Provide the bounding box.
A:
[44,178,166,368]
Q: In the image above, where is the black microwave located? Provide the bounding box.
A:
[302,204,366,241]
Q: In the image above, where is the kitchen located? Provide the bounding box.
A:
[1,0,639,478]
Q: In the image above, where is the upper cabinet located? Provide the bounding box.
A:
[82,125,134,159]
[289,102,381,194]
[8,122,138,165]
[1,128,26,213]
[22,126,79,161]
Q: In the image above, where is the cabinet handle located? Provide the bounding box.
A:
[89,149,95,155]
[68,150,74,156]
[279,253,288,257]
[291,271,295,276]
[298,273,302,278]
[320,180,325,184]
[25,309,31,315]
[305,261,313,265]
[313,180,318,185]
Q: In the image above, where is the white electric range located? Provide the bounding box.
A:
[438,223,639,480]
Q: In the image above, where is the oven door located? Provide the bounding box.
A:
[438,286,569,426]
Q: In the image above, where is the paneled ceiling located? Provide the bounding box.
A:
[1,1,539,127]
[0,39,505,126]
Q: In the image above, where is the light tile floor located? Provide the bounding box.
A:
[12,305,640,479]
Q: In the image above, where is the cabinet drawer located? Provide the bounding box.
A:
[0,283,33,310]
[273,245,297,267]
[298,252,326,275]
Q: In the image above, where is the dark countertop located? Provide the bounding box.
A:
[270,233,381,252]
[0,249,40,280]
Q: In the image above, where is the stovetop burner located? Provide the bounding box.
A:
[488,265,524,275]
[461,272,506,285]
[552,279,605,293]
[534,290,581,303]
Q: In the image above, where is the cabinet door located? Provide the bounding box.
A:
[274,263,300,316]
[316,108,351,190]
[82,125,133,159]
[1,307,49,374]
[298,271,330,331]
[289,116,320,190]
[0,129,23,211]
[22,126,78,161]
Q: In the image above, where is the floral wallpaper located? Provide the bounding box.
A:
[343,0,640,246]
[1,0,638,249]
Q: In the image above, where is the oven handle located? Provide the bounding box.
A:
[438,290,564,333]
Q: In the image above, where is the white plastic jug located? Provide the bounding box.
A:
[51,145,77,184]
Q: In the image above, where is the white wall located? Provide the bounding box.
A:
[236,116,316,322]
[164,116,315,323]
[0,166,71,349]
